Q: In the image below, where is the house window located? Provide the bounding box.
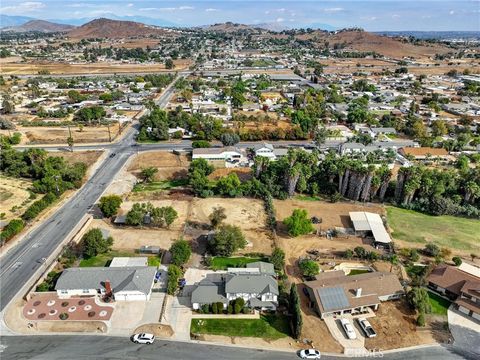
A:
[60,290,68,294]
[82,289,90,294]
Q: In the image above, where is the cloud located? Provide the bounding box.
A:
[127,3,133,7]
[141,6,194,12]
[361,16,377,21]
[391,14,400,19]
[449,10,455,15]
[276,17,285,23]
[1,1,45,12]
[179,6,194,10]
[205,8,218,12]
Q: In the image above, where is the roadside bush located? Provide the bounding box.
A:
[22,192,57,221]
[192,140,211,148]
[215,302,224,314]
[98,195,123,218]
[0,218,25,243]
[452,256,462,266]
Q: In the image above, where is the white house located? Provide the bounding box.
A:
[192,147,247,167]
[253,143,276,160]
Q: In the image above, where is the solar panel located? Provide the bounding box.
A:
[317,287,350,311]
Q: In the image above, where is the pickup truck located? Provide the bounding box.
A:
[357,318,377,338]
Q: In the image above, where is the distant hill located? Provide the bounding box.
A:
[296,29,451,59]
[253,22,290,32]
[0,14,36,28]
[201,22,261,33]
[376,31,480,41]
[68,18,167,39]
[2,20,75,33]
[48,14,178,28]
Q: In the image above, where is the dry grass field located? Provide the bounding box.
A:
[128,151,190,182]
[0,176,39,224]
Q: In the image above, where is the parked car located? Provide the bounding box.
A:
[299,349,321,359]
[340,318,357,340]
[131,333,155,344]
[357,318,377,338]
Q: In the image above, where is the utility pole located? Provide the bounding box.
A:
[107,123,112,142]
[67,126,74,152]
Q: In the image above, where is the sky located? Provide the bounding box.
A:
[1,0,479,31]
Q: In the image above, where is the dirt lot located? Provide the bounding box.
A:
[1,59,191,75]
[188,197,273,255]
[274,199,385,279]
[208,168,252,182]
[0,125,123,145]
[0,176,39,223]
[365,300,449,351]
[128,151,189,181]
[57,150,103,168]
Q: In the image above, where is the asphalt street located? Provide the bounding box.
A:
[0,336,473,360]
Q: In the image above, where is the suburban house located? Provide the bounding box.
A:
[399,147,449,161]
[55,265,157,301]
[427,263,480,321]
[192,147,247,167]
[305,271,404,319]
[253,143,276,160]
[191,262,279,311]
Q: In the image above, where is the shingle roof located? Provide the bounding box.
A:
[225,274,279,295]
[191,281,228,304]
[55,267,156,295]
[246,261,275,276]
[428,265,480,296]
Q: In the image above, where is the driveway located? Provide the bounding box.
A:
[324,316,368,356]
[162,295,192,341]
[448,307,480,356]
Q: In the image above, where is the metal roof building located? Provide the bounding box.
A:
[349,211,392,244]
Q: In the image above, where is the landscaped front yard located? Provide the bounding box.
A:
[191,315,290,340]
[428,291,451,316]
[386,206,480,252]
[79,250,140,267]
[209,256,266,270]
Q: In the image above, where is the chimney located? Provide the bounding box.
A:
[356,288,362,297]
[105,280,112,296]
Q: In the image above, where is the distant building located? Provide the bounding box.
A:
[399,147,449,161]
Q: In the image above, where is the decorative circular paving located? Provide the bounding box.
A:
[84,305,92,311]
[47,300,56,307]
[38,313,46,319]
[78,300,86,306]
[88,311,96,317]
[33,301,41,307]
[68,306,77,313]
[49,309,58,316]
[99,310,108,317]
[27,309,36,315]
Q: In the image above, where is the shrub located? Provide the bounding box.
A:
[209,206,227,229]
[212,302,218,314]
[227,304,233,314]
[344,249,354,259]
[59,313,69,320]
[208,224,247,257]
[98,195,123,218]
[169,238,191,266]
[192,140,211,148]
[167,264,182,295]
[299,259,319,278]
[452,256,462,266]
[234,303,242,314]
[283,209,314,237]
[201,304,210,314]
[270,247,285,271]
[424,243,440,257]
[290,285,302,339]
[416,312,426,327]
[215,302,224,314]
[0,218,25,243]
[22,192,57,221]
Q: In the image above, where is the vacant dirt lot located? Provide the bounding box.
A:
[0,176,38,224]
[57,151,103,168]
[128,151,190,181]
[2,125,122,145]
[274,199,385,280]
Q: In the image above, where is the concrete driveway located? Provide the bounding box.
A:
[163,295,192,341]
[324,316,368,356]
[448,307,480,356]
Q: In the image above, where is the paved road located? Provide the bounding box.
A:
[0,74,183,312]
[0,336,473,360]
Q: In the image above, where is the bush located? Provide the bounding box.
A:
[22,192,57,221]
[98,195,122,218]
[270,247,285,271]
[0,218,25,243]
[192,140,211,148]
[212,302,219,314]
[416,312,426,327]
[227,304,233,314]
[344,249,354,259]
[290,285,302,339]
[299,259,320,278]
[283,209,314,237]
[234,303,242,314]
[452,256,462,266]
[215,302,224,314]
[82,228,113,258]
[167,264,182,295]
[424,243,440,257]
[201,304,210,314]
[208,224,247,257]
[169,238,191,266]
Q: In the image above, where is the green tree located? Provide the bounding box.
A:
[140,167,158,183]
[165,58,174,69]
[167,264,182,295]
[220,133,240,146]
[290,285,302,339]
[209,206,227,229]
[407,287,432,314]
[283,209,314,237]
[424,243,440,257]
[452,256,462,266]
[299,259,319,277]
[208,224,247,257]
[270,247,285,271]
[169,238,191,266]
[98,195,123,218]
[215,173,241,197]
[416,312,426,327]
[67,136,74,152]
[82,228,113,258]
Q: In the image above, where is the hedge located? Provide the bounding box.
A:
[22,193,57,221]
[1,219,25,243]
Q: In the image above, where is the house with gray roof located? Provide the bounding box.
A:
[55,266,157,301]
[191,263,279,311]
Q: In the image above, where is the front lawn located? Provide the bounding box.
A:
[428,291,451,316]
[79,250,136,267]
[191,314,290,340]
[210,256,266,270]
[386,206,480,251]
[133,179,188,192]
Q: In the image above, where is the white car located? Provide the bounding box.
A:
[340,318,357,340]
[131,333,155,344]
[299,349,321,359]
[357,318,377,338]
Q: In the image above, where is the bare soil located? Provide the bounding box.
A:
[134,323,174,338]
[0,176,39,224]
[57,150,103,168]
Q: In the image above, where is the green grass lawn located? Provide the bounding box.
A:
[294,195,322,202]
[191,315,290,340]
[210,256,266,270]
[428,291,451,316]
[79,250,136,267]
[147,255,161,267]
[133,179,188,192]
[386,206,480,251]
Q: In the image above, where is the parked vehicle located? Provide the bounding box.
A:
[357,318,377,338]
[299,349,321,359]
[340,318,357,340]
[131,333,155,344]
